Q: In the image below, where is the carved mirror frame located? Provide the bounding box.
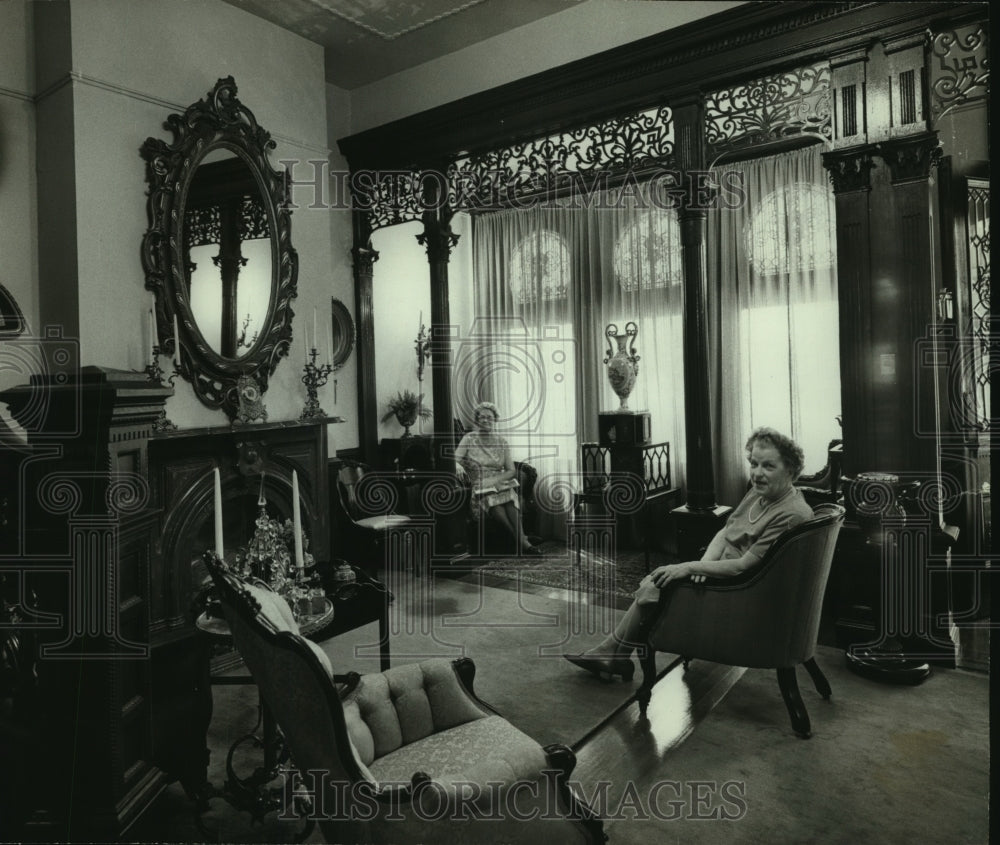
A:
[140,76,298,420]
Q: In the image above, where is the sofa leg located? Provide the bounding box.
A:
[776,667,811,739]
[803,657,832,699]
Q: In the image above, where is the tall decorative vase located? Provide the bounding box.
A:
[603,322,640,411]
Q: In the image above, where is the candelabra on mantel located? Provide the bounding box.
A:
[144,306,180,431]
[300,345,334,421]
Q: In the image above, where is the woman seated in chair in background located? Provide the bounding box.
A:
[454,401,542,556]
[564,426,814,680]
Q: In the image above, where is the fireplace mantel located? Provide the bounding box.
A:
[148,416,334,644]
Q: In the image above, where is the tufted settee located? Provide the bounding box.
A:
[205,555,605,843]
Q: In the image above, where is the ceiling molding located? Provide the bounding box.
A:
[305,0,490,40]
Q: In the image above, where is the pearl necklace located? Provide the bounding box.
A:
[747,497,771,524]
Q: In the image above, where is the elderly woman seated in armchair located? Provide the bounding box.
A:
[454,401,542,556]
[564,426,814,680]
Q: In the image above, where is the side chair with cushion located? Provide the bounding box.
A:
[334,459,416,572]
[204,555,606,844]
[638,504,846,738]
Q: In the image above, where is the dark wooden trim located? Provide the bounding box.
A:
[351,210,379,464]
[338,2,981,171]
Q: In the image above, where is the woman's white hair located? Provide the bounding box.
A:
[472,401,500,423]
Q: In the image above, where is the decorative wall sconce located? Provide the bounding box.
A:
[936,288,954,322]
[415,318,431,383]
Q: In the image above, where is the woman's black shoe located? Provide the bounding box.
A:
[523,544,543,556]
[563,653,635,682]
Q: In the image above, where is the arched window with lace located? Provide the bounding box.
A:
[607,205,686,458]
[710,146,841,500]
[613,208,683,292]
[509,230,570,306]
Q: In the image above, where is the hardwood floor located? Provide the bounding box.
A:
[127,568,989,844]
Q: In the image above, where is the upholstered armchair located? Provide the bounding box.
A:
[454,458,540,556]
[639,504,846,738]
[206,557,605,844]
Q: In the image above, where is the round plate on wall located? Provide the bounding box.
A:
[330,298,355,371]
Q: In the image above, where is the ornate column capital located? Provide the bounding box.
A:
[351,243,380,275]
[416,215,460,263]
[875,131,943,185]
[822,147,876,194]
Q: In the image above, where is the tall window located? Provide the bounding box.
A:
[709,145,841,502]
[470,196,687,534]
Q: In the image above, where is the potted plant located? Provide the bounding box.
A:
[381,389,432,438]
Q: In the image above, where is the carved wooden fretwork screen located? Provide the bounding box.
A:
[929,22,990,124]
[184,196,268,246]
[357,103,678,231]
[449,104,676,211]
[354,61,847,231]
[704,61,833,156]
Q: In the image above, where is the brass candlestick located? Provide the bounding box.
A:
[146,343,178,431]
[300,347,333,421]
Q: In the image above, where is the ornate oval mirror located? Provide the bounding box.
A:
[141,77,297,419]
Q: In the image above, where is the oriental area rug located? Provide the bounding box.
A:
[451,539,676,605]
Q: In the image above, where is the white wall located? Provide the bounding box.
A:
[349,0,743,132]
[0,0,39,388]
[370,221,433,440]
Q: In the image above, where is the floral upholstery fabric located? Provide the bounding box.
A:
[341,659,490,765]
[367,714,546,786]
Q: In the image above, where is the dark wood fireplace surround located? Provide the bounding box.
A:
[0,366,333,840]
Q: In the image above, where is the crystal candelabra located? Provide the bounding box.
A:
[145,343,179,431]
[300,347,334,421]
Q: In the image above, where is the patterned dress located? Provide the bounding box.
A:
[455,432,520,519]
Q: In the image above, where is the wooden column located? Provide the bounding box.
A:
[351,209,380,464]
[873,130,942,476]
[416,203,459,470]
[822,146,877,477]
[669,99,730,558]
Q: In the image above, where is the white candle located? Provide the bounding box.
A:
[291,469,304,570]
[213,467,224,560]
[173,313,181,366]
[258,471,266,507]
[148,306,155,361]
[313,308,318,352]
[419,310,423,331]
[325,323,331,366]
[303,322,309,364]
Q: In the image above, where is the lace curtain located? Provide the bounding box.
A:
[469,195,688,535]
[707,144,841,504]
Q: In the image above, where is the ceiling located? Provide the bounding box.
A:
[222,0,586,89]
